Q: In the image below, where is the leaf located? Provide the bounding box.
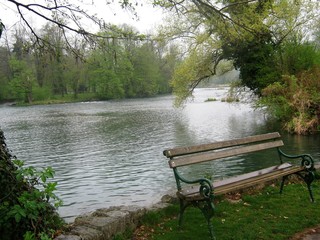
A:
[41,175,46,183]
[23,231,35,240]
[13,159,24,167]
[15,213,21,223]
[18,207,26,218]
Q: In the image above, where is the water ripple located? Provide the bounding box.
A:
[1,89,318,222]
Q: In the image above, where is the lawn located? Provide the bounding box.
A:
[118,180,320,240]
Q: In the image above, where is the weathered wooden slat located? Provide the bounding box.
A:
[163,132,281,158]
[177,164,304,201]
[169,140,284,168]
[214,166,303,195]
[177,163,291,199]
[213,163,292,187]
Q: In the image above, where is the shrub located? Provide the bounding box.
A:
[0,129,64,240]
[260,67,320,134]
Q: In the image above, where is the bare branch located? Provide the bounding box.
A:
[5,0,149,45]
[9,0,95,36]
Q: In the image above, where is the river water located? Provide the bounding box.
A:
[0,87,319,222]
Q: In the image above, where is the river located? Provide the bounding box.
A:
[0,87,319,222]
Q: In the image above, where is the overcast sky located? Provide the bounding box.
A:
[85,1,164,32]
[0,0,164,36]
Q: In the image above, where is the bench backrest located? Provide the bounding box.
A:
[163,132,284,168]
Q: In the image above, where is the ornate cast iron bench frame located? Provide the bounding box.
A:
[163,132,316,240]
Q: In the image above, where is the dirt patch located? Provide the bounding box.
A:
[290,225,320,240]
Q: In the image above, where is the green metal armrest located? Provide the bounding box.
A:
[278,148,314,170]
[173,168,214,199]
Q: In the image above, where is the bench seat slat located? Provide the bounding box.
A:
[214,165,303,195]
[177,163,304,201]
[169,140,284,168]
[164,132,281,158]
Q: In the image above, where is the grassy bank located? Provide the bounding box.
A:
[13,93,99,106]
[117,180,320,240]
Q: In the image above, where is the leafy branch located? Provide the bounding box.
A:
[3,0,149,59]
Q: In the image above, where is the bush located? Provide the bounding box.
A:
[0,129,65,240]
[260,67,320,134]
[32,86,53,101]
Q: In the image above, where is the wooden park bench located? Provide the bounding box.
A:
[163,132,316,240]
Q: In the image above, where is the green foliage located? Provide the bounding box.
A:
[205,98,217,102]
[223,38,281,94]
[8,56,37,103]
[156,0,320,135]
[84,32,175,100]
[261,66,320,134]
[256,41,320,134]
[171,47,214,106]
[0,23,176,104]
[280,41,320,75]
[0,130,64,240]
[113,228,134,240]
[86,46,126,100]
[32,86,53,101]
[130,43,162,97]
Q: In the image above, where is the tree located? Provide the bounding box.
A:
[155,0,319,100]
[6,28,37,103]
[63,38,88,98]
[156,43,180,94]
[223,37,280,94]
[85,28,127,99]
[130,42,161,97]
[8,56,36,103]
[41,23,67,96]
[153,0,320,134]
[0,46,11,101]
[1,0,149,55]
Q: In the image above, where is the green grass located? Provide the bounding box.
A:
[125,181,320,240]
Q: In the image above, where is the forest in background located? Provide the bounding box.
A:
[0,23,179,104]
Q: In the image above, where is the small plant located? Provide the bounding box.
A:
[205,98,217,102]
[0,159,64,240]
[221,96,240,102]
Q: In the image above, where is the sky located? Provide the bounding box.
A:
[0,0,165,40]
[90,1,164,32]
[83,1,164,32]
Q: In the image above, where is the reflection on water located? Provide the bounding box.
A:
[0,87,319,222]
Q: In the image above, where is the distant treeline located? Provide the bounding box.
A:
[0,24,180,104]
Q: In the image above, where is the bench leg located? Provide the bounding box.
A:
[307,183,314,203]
[294,171,315,202]
[178,198,191,227]
[282,172,315,202]
[197,200,216,240]
[303,172,315,202]
[280,176,288,194]
[178,198,216,239]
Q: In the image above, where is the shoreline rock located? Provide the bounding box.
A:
[55,193,176,240]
